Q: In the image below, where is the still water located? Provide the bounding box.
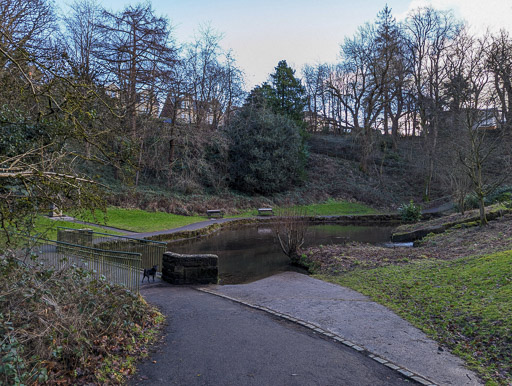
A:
[169,224,394,285]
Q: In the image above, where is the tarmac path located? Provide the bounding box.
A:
[204,272,482,386]
[131,284,415,386]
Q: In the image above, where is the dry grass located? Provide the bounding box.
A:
[303,213,512,275]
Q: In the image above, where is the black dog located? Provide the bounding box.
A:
[142,265,158,283]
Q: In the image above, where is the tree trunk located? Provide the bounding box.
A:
[478,196,488,225]
[167,137,175,187]
[135,138,144,187]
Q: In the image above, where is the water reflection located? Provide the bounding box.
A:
[169,224,394,285]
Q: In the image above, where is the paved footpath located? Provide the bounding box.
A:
[135,218,239,239]
[203,272,482,386]
[131,284,415,386]
[54,216,240,238]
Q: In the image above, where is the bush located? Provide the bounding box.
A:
[462,192,480,210]
[463,185,512,210]
[488,186,512,205]
[398,200,422,223]
[226,106,305,194]
[0,253,163,384]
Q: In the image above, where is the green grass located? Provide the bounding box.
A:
[75,207,205,233]
[34,217,124,240]
[1,217,123,249]
[230,199,377,217]
[296,199,377,216]
[319,252,512,385]
[62,200,375,234]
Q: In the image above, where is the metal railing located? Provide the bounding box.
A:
[28,237,142,293]
[57,227,167,271]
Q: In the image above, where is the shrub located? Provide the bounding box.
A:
[273,207,308,265]
[226,106,305,194]
[0,253,162,384]
[462,192,480,210]
[488,187,512,205]
[462,185,512,210]
[398,200,422,222]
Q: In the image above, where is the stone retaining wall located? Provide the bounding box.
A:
[391,208,512,242]
[57,228,93,247]
[306,214,401,225]
[162,252,218,285]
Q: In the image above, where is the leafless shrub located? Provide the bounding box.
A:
[273,207,308,264]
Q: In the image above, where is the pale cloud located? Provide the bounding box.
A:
[401,0,512,34]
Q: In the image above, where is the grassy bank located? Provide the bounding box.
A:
[70,200,376,234]
[0,217,123,249]
[230,199,377,217]
[34,217,124,239]
[0,255,163,384]
[75,207,206,233]
[318,252,512,385]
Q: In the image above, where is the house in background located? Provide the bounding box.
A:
[304,111,339,133]
[475,108,500,130]
[104,83,159,118]
[160,93,221,127]
[105,82,120,99]
[136,89,159,118]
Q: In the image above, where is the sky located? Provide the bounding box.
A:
[55,0,512,90]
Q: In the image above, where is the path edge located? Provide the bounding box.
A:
[196,286,438,386]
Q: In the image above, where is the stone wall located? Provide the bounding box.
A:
[162,252,218,285]
[306,214,402,225]
[57,228,93,247]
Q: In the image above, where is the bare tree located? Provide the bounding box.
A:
[273,207,308,264]
[450,34,504,225]
[404,7,461,201]
[95,3,176,138]
[457,112,503,225]
[0,0,56,69]
[62,0,103,83]
[94,3,177,185]
[303,63,333,132]
[158,28,244,187]
[486,30,512,131]
[444,160,472,215]
[183,26,230,128]
[375,6,410,149]
[220,50,245,127]
[330,23,385,173]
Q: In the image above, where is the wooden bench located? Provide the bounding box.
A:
[258,208,273,216]
[206,209,224,218]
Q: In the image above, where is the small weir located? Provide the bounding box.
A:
[168,223,396,284]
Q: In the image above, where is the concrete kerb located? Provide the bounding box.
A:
[196,287,437,386]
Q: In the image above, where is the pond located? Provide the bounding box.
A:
[168,223,396,285]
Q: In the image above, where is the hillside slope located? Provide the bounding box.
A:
[106,134,446,213]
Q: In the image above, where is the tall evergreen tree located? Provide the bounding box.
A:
[269,60,307,124]
[243,83,275,109]
[227,105,303,194]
